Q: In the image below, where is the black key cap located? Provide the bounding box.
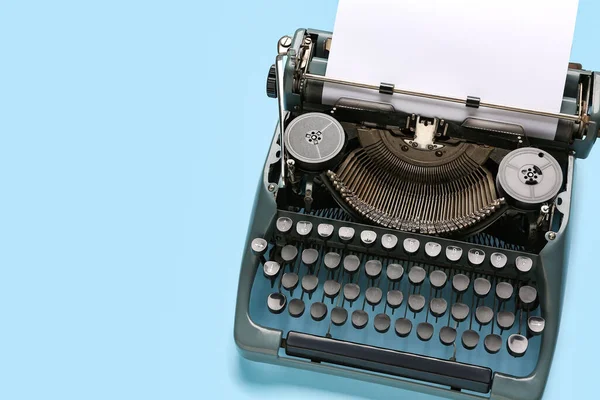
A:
[484,334,502,354]
[425,241,442,258]
[251,238,268,257]
[381,233,398,251]
[408,266,426,286]
[323,280,341,302]
[452,274,470,293]
[267,292,286,314]
[310,302,328,321]
[343,255,361,275]
[374,313,391,333]
[331,307,348,326]
[317,223,334,240]
[408,294,425,313]
[490,252,507,270]
[439,326,457,346]
[281,245,298,264]
[515,256,533,273]
[386,263,404,282]
[507,334,529,357]
[468,248,485,266]
[395,318,413,337]
[289,298,305,318]
[429,298,448,318]
[462,330,480,350]
[282,272,299,295]
[352,310,369,329]
[296,221,313,237]
[417,322,434,341]
[429,270,448,290]
[324,252,341,271]
[496,282,514,301]
[386,290,404,309]
[497,311,515,331]
[365,287,383,309]
[403,238,420,255]
[360,230,377,247]
[527,316,545,336]
[343,283,361,304]
[475,306,494,326]
[301,275,319,299]
[365,260,382,280]
[474,278,491,298]
[301,248,319,270]
[451,302,470,322]
[276,217,293,234]
[338,226,355,243]
[518,285,538,310]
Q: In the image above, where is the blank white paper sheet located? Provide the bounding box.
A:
[324,0,580,139]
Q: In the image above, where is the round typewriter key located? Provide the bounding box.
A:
[484,334,503,354]
[475,306,494,326]
[386,264,404,282]
[317,223,334,239]
[446,245,463,262]
[301,275,319,299]
[452,274,470,294]
[301,248,319,271]
[429,298,448,318]
[395,318,413,337]
[425,241,442,258]
[374,313,391,333]
[429,270,448,290]
[338,226,355,243]
[296,221,313,237]
[439,326,457,346]
[468,248,486,266]
[496,282,514,301]
[360,230,377,247]
[343,283,361,304]
[281,272,299,295]
[515,256,533,273]
[267,292,287,314]
[408,294,426,313]
[343,255,361,275]
[507,334,529,357]
[365,260,382,280]
[276,217,293,234]
[451,302,470,322]
[408,266,426,286]
[417,322,434,341]
[324,252,341,271]
[288,298,305,318]
[281,245,298,264]
[323,280,341,302]
[474,278,491,298]
[310,302,328,321]
[497,311,516,331]
[403,238,420,255]
[365,287,383,309]
[518,285,538,310]
[381,233,398,251]
[527,316,545,336]
[331,307,348,326]
[490,252,508,270]
[251,238,268,256]
[386,290,404,309]
[462,329,480,350]
[263,261,281,287]
[352,310,369,329]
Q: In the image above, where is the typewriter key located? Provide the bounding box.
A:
[352,310,369,329]
[518,285,538,310]
[515,256,533,273]
[527,316,545,336]
[343,255,361,275]
[490,252,508,270]
[395,318,413,337]
[296,221,313,237]
[497,311,516,331]
[267,292,287,314]
[301,275,319,300]
[381,234,398,251]
[310,302,328,321]
[281,272,299,296]
[403,238,420,255]
[324,252,341,272]
[475,306,494,326]
[360,230,377,247]
[474,278,491,298]
[374,313,391,333]
[496,282,514,302]
[365,287,383,309]
[408,294,426,314]
[446,245,463,262]
[452,274,470,294]
[408,266,426,286]
[484,334,503,354]
[263,261,281,287]
[323,280,341,303]
[317,223,334,240]
[386,264,404,282]
[468,248,486,266]
[429,270,448,290]
[343,283,361,305]
[338,226,355,244]
[451,302,470,322]
[462,330,480,350]
[429,298,448,318]
[331,307,348,326]
[439,326,457,346]
[507,334,529,357]
[386,290,404,309]
[251,238,268,257]
[281,245,298,265]
[365,260,382,281]
[289,298,305,318]
[417,322,434,341]
[301,249,319,271]
[276,217,293,234]
[425,242,442,258]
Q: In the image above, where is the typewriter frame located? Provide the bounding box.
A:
[234,28,600,400]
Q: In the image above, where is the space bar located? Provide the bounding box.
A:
[285,331,492,393]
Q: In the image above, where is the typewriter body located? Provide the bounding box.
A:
[234,28,600,400]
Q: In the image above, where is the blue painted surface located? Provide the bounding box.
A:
[0,1,599,399]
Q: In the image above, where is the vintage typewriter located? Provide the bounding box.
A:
[234,29,600,400]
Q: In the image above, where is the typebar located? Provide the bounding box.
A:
[285,331,493,393]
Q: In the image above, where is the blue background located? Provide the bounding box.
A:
[1,0,599,399]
